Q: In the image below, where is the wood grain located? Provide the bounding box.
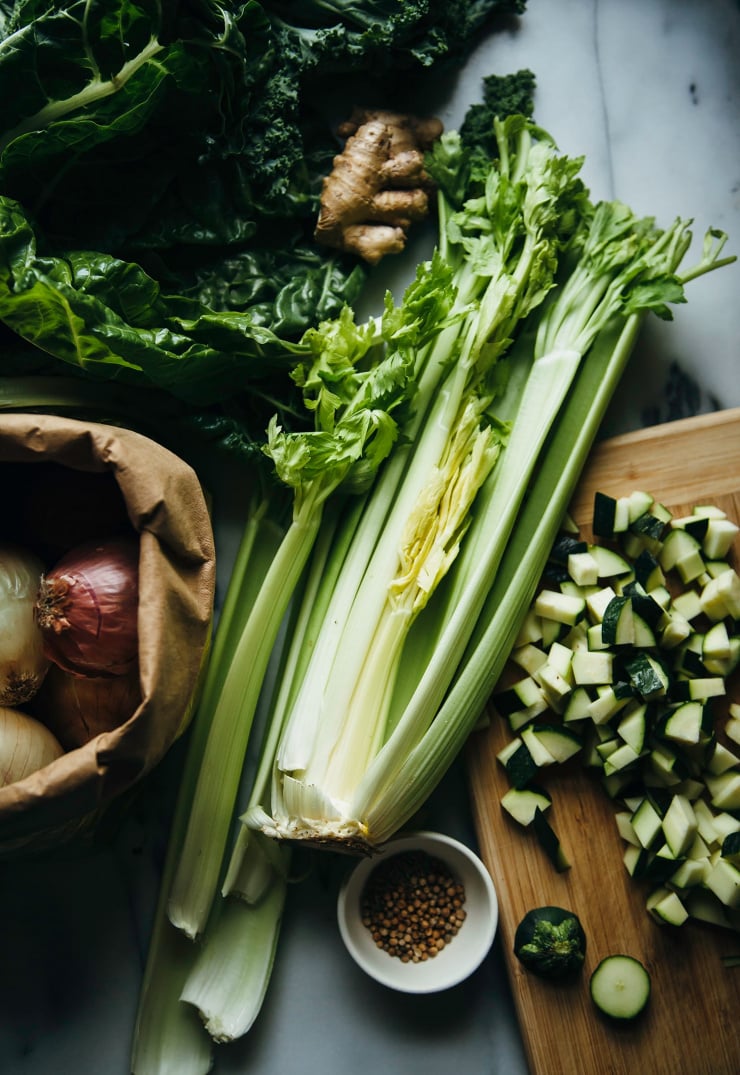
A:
[467,409,740,1075]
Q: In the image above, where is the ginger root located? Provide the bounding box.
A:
[314,108,443,265]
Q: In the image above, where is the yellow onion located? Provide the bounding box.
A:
[0,705,64,787]
[0,545,50,706]
[31,663,141,750]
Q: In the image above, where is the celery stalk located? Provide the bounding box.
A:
[131,505,281,1074]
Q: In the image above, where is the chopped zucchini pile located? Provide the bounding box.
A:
[493,489,740,931]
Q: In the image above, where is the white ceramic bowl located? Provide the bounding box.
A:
[337,830,498,993]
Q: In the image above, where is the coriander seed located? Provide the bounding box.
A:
[360,849,467,962]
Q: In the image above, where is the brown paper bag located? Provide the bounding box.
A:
[0,413,216,855]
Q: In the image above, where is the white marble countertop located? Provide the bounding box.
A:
[1,1,739,1073]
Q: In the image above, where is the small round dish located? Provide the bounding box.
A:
[337,830,498,993]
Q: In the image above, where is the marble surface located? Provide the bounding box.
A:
[2,1,739,1073]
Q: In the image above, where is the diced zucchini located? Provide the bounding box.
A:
[603,742,641,777]
[521,726,558,767]
[549,533,588,565]
[501,786,552,827]
[514,609,544,646]
[510,643,547,676]
[587,684,632,724]
[675,548,706,585]
[493,676,548,719]
[588,543,632,579]
[617,703,649,754]
[685,890,735,930]
[646,886,689,926]
[670,677,725,703]
[547,641,575,679]
[527,724,582,765]
[670,588,703,623]
[721,831,740,866]
[532,807,571,872]
[633,548,666,591]
[703,517,739,560]
[671,513,710,541]
[631,798,663,849]
[661,794,697,858]
[703,636,740,677]
[615,811,640,847]
[562,685,594,723]
[601,595,635,646]
[534,588,587,626]
[705,770,740,811]
[659,610,692,650]
[497,738,538,790]
[592,491,618,538]
[662,700,706,745]
[648,743,689,787]
[703,620,732,661]
[668,857,708,890]
[659,527,702,572]
[704,858,740,908]
[534,663,572,713]
[495,487,740,934]
[625,490,655,523]
[625,652,671,699]
[692,798,722,847]
[586,586,618,623]
[572,650,613,687]
[568,550,600,586]
[700,569,740,621]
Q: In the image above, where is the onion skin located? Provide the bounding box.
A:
[35,538,139,678]
[0,705,64,787]
[31,663,141,750]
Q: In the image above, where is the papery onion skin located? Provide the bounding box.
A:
[0,545,50,706]
[35,538,140,678]
[0,705,64,787]
[31,663,141,750]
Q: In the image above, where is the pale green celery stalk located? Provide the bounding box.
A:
[221,496,361,895]
[179,879,288,1043]
[167,487,328,939]
[363,224,735,842]
[313,400,502,805]
[173,504,360,1045]
[131,503,282,1075]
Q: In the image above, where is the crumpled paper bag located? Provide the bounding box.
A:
[0,413,216,854]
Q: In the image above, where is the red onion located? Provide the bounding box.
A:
[31,663,141,750]
[35,538,139,678]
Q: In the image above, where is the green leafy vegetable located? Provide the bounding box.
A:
[0,0,529,459]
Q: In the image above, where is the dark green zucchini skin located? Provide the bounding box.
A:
[513,906,587,980]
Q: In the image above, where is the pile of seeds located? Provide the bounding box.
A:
[360,849,467,962]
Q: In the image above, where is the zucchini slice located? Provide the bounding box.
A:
[589,954,651,1020]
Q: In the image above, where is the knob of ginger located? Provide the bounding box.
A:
[314,108,443,265]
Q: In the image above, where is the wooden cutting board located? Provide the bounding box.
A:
[467,408,740,1075]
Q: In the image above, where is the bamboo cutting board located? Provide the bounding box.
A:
[467,408,740,1075]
